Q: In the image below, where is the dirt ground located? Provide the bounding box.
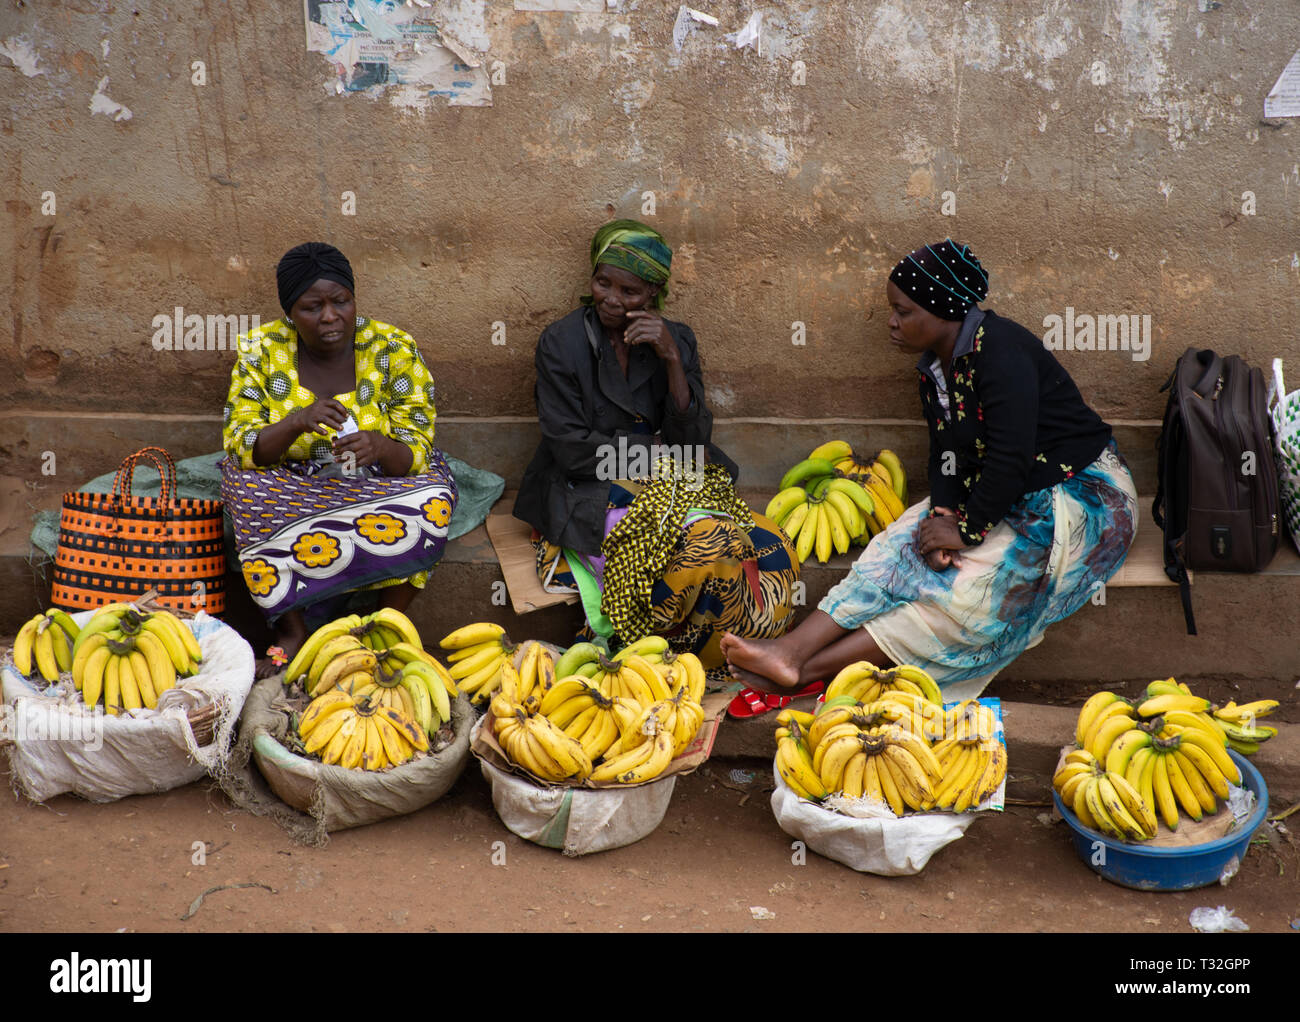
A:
[2,753,1296,934]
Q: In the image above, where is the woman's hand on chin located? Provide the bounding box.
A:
[623,309,678,363]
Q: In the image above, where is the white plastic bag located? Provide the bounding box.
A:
[1268,359,1300,555]
[474,718,676,855]
[1,611,253,803]
[770,767,977,875]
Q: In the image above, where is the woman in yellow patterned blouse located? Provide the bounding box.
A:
[220,242,457,673]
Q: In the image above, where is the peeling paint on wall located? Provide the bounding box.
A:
[89,76,132,121]
[0,36,44,77]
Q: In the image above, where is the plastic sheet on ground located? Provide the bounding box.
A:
[770,769,977,875]
[1,611,253,803]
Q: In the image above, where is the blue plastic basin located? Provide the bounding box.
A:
[1052,750,1268,892]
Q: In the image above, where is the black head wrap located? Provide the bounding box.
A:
[888,239,989,321]
[276,242,355,318]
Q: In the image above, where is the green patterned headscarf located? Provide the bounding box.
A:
[584,219,672,310]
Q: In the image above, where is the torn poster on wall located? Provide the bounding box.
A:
[1264,49,1300,118]
[304,0,490,108]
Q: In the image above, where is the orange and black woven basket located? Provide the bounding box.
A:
[51,447,226,616]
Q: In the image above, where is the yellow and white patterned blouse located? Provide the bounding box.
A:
[222,317,437,473]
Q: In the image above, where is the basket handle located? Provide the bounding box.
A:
[1272,358,1287,410]
[111,448,176,504]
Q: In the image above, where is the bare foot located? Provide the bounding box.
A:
[727,662,785,695]
[722,633,801,690]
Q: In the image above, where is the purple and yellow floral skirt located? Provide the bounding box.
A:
[219,453,457,622]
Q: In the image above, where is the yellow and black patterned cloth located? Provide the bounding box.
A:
[535,465,800,672]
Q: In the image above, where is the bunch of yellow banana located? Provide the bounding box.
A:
[816,724,944,813]
[490,695,594,783]
[12,608,81,683]
[297,688,429,770]
[766,477,883,564]
[497,639,558,710]
[347,660,453,739]
[66,606,201,715]
[1074,678,1261,766]
[1144,731,1241,829]
[776,689,1005,814]
[822,661,945,711]
[929,730,1007,812]
[439,622,520,706]
[1053,750,1158,842]
[486,640,707,785]
[806,696,936,748]
[526,680,641,762]
[589,651,676,705]
[828,444,909,510]
[1068,682,1249,835]
[1130,678,1280,756]
[774,717,829,801]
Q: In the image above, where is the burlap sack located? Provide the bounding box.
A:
[220,673,472,844]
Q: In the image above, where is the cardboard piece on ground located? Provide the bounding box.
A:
[470,689,729,788]
[484,509,580,615]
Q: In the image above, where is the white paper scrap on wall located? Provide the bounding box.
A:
[1265,49,1300,117]
[673,6,719,50]
[729,10,762,53]
[513,0,606,11]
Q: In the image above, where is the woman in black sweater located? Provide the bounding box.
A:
[722,240,1138,699]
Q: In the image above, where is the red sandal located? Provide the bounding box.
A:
[727,681,825,719]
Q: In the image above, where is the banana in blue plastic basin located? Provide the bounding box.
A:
[1052,750,1268,891]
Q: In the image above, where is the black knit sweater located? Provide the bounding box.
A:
[920,308,1113,545]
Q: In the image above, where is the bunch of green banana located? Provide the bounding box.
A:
[12,608,81,683]
[66,606,201,714]
[439,622,517,706]
[298,687,428,770]
[1210,700,1280,755]
[1054,751,1158,842]
[353,607,424,651]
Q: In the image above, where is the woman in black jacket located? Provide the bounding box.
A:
[722,240,1138,700]
[513,220,800,704]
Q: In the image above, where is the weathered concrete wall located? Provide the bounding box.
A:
[3,0,1300,514]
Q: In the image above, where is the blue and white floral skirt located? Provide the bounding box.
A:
[819,441,1137,696]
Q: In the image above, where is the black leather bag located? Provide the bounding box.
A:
[1152,348,1281,634]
